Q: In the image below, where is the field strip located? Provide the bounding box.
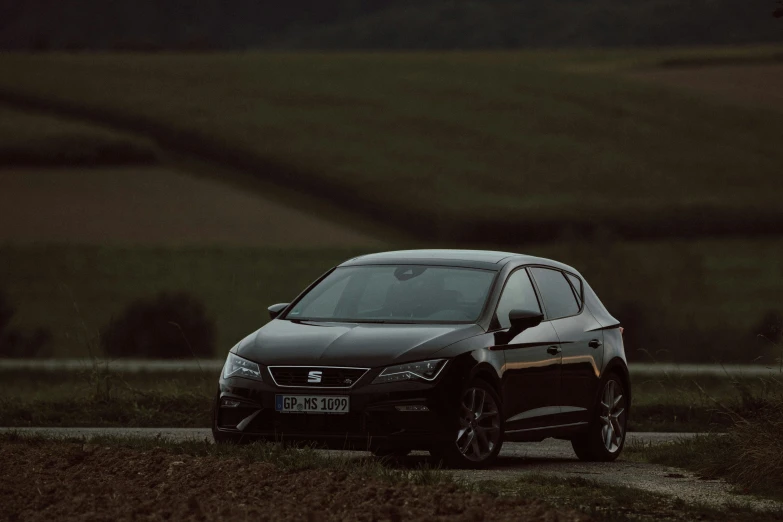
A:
[629,63,783,112]
[4,427,778,510]
[0,359,779,376]
[0,167,379,246]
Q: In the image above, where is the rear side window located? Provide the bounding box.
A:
[495,269,541,328]
[529,267,580,320]
[566,273,583,303]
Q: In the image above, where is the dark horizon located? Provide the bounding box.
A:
[2,0,781,52]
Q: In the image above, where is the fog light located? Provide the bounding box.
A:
[221,398,242,408]
[395,405,429,412]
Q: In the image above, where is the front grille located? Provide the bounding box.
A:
[268,366,369,388]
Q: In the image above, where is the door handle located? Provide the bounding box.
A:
[588,339,602,349]
[547,345,561,355]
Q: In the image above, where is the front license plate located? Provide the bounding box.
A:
[275,395,349,414]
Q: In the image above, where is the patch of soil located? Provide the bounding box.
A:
[0,167,378,246]
[630,64,783,111]
[0,439,587,522]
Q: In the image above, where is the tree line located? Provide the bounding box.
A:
[1,0,781,51]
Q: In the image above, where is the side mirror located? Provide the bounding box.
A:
[508,309,544,334]
[268,303,289,320]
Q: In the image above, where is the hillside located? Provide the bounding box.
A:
[0,51,782,243]
[1,49,783,361]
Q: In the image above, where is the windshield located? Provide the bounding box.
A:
[284,265,496,324]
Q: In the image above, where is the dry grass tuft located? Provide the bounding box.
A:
[718,385,783,494]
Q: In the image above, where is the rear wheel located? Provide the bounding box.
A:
[571,373,627,461]
[430,379,503,469]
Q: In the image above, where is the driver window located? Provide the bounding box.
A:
[495,269,541,328]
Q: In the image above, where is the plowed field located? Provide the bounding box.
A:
[0,438,584,522]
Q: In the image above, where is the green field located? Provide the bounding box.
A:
[1,49,782,242]
[0,106,157,166]
[0,367,768,431]
[1,239,782,362]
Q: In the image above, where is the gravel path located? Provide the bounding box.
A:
[5,427,779,511]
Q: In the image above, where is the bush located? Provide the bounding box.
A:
[101,292,215,359]
[753,310,783,345]
[0,290,51,358]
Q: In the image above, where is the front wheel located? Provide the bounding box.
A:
[430,379,503,469]
[571,373,628,461]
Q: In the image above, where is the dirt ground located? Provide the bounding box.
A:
[0,439,586,522]
[0,166,377,246]
[630,63,783,111]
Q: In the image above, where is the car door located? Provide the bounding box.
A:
[493,267,563,432]
[529,267,604,426]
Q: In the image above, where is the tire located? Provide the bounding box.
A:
[571,372,628,462]
[430,378,504,469]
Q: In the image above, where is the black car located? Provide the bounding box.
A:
[214,250,629,468]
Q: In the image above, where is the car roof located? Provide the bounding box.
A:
[339,249,577,272]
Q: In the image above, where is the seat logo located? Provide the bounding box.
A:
[307,370,322,383]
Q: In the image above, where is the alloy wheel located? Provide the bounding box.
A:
[600,379,626,453]
[456,387,501,462]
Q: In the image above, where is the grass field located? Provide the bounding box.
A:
[2,238,782,361]
[1,47,782,362]
[0,106,157,166]
[0,245,367,357]
[0,358,775,432]
[1,48,782,242]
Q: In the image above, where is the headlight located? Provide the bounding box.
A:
[222,352,263,381]
[372,359,447,384]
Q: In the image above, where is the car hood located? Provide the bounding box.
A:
[234,319,483,368]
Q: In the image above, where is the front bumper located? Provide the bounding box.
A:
[214,368,458,450]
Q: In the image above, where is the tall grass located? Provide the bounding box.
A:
[713,335,783,494]
[630,340,783,497]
